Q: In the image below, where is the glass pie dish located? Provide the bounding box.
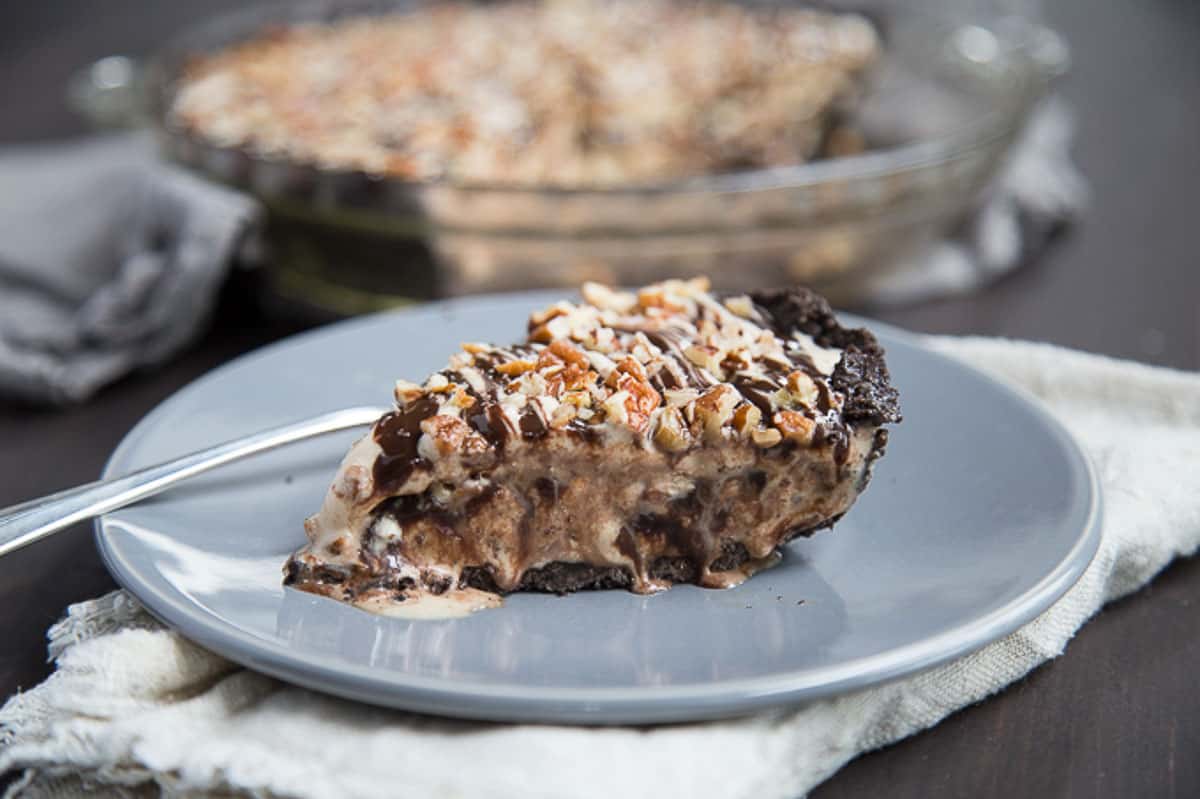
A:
[76,0,1068,317]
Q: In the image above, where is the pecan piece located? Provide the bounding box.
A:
[752,428,783,448]
[653,407,692,452]
[773,410,816,445]
[732,403,762,438]
[693,384,740,440]
[616,372,661,432]
[495,359,537,376]
[785,371,820,408]
[548,339,589,369]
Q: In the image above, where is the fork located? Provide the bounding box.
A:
[0,406,387,558]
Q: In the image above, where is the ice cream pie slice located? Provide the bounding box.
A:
[285,278,899,616]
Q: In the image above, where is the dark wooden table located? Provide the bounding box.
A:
[2,2,1198,796]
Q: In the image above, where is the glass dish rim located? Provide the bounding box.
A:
[144,0,1056,200]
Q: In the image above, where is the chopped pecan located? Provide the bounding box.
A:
[536,348,563,369]
[636,287,673,311]
[528,302,571,329]
[653,407,692,452]
[393,379,424,406]
[693,384,740,440]
[559,364,595,393]
[449,387,477,410]
[581,282,637,313]
[720,349,749,374]
[606,355,648,387]
[732,403,762,437]
[529,314,571,342]
[601,389,631,426]
[548,339,589,369]
[550,402,578,429]
[516,371,549,398]
[684,344,724,375]
[773,410,816,445]
[616,372,661,431]
[495,358,537,376]
[585,350,618,378]
[751,428,783,448]
[663,388,700,407]
[591,326,617,353]
[723,295,756,318]
[786,371,820,408]
[561,390,592,408]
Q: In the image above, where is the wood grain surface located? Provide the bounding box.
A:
[1,2,1197,796]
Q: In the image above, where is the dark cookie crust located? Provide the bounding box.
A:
[463,541,753,595]
[748,287,901,426]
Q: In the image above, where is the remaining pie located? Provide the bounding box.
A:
[285,278,899,615]
[170,0,878,186]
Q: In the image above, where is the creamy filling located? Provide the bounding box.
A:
[287,425,879,614]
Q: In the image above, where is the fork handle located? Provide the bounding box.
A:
[0,406,383,558]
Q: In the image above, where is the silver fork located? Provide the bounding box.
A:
[0,406,386,558]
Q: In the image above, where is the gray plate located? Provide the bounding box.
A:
[96,292,1101,725]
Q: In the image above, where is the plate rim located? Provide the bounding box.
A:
[95,295,1103,724]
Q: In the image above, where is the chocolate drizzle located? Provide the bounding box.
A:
[467,403,510,450]
[634,327,714,390]
[628,479,719,574]
[565,417,604,444]
[372,396,439,493]
[440,366,515,453]
[518,408,549,439]
[731,375,777,416]
[615,527,643,574]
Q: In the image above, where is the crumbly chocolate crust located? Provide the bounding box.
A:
[287,507,878,598]
[749,287,901,427]
[456,523,855,596]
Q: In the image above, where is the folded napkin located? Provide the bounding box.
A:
[0,99,1082,405]
[853,98,1087,306]
[0,132,259,405]
[2,337,1197,799]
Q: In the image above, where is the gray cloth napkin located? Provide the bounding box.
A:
[0,99,1083,405]
[0,132,259,405]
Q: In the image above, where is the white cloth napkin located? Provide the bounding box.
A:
[2,337,1197,799]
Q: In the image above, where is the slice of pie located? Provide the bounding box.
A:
[285,278,899,615]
